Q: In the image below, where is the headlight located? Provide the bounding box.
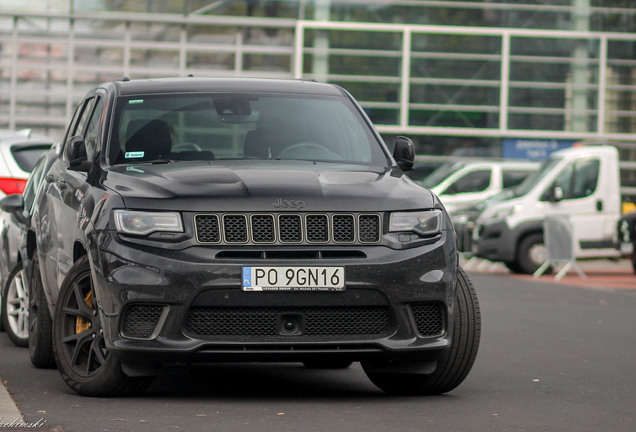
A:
[389,210,442,236]
[113,210,183,236]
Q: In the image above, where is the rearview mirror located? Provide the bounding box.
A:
[393,136,415,171]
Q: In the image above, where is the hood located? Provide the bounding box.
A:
[477,195,525,223]
[102,160,435,212]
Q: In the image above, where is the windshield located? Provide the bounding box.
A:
[108,93,388,166]
[513,155,563,197]
[419,161,466,188]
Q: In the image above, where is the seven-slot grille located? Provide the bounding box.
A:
[195,213,381,245]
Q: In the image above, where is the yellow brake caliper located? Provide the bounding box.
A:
[75,291,93,334]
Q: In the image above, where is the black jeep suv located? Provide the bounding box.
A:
[6,77,480,396]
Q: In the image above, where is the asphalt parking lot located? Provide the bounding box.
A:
[462,256,635,291]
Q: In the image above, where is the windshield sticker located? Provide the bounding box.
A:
[128,99,144,104]
[125,151,145,159]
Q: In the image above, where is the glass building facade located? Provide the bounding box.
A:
[1,1,635,195]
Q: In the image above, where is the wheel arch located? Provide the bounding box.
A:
[73,241,88,263]
[509,220,544,261]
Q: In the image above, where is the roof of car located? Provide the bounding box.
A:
[0,129,53,147]
[111,77,346,97]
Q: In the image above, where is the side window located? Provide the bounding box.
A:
[553,163,573,195]
[503,169,533,189]
[444,170,491,194]
[543,158,599,200]
[62,104,83,145]
[22,156,46,211]
[571,159,599,199]
[84,97,105,159]
[72,97,96,138]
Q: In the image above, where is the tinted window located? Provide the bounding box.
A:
[444,169,491,194]
[22,153,47,211]
[85,97,105,159]
[542,158,600,200]
[571,159,599,198]
[11,144,52,173]
[73,97,96,138]
[108,93,387,166]
[502,169,534,189]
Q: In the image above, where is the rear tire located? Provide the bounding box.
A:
[28,253,56,368]
[362,267,481,395]
[52,255,153,396]
[2,262,29,347]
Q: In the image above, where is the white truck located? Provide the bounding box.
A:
[472,145,622,274]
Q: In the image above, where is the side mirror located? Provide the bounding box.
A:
[65,135,90,171]
[393,136,415,171]
[0,194,28,225]
[544,185,564,202]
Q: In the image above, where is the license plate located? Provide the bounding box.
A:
[242,266,345,291]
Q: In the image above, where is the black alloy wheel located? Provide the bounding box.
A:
[52,255,152,396]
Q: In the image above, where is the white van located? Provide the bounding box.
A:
[419,160,539,214]
[473,145,622,274]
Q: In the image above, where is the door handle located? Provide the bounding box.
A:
[596,200,603,212]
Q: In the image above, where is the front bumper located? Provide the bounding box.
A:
[90,229,458,370]
[472,221,517,262]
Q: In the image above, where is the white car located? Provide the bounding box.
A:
[419,159,540,214]
[0,129,53,344]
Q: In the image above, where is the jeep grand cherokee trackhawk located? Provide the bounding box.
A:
[4,77,480,396]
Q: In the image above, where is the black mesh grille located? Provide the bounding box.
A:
[306,215,329,242]
[184,306,391,337]
[359,215,381,243]
[195,215,220,243]
[279,215,302,242]
[194,213,381,245]
[333,215,355,243]
[121,305,164,339]
[251,215,275,243]
[224,215,248,243]
[410,303,444,337]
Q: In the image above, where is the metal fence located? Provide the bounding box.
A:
[1,9,636,150]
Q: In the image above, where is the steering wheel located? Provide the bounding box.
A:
[173,142,202,152]
[277,142,342,160]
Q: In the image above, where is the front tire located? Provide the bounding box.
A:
[516,233,546,274]
[52,255,152,397]
[28,253,56,368]
[362,267,481,395]
[2,262,29,347]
